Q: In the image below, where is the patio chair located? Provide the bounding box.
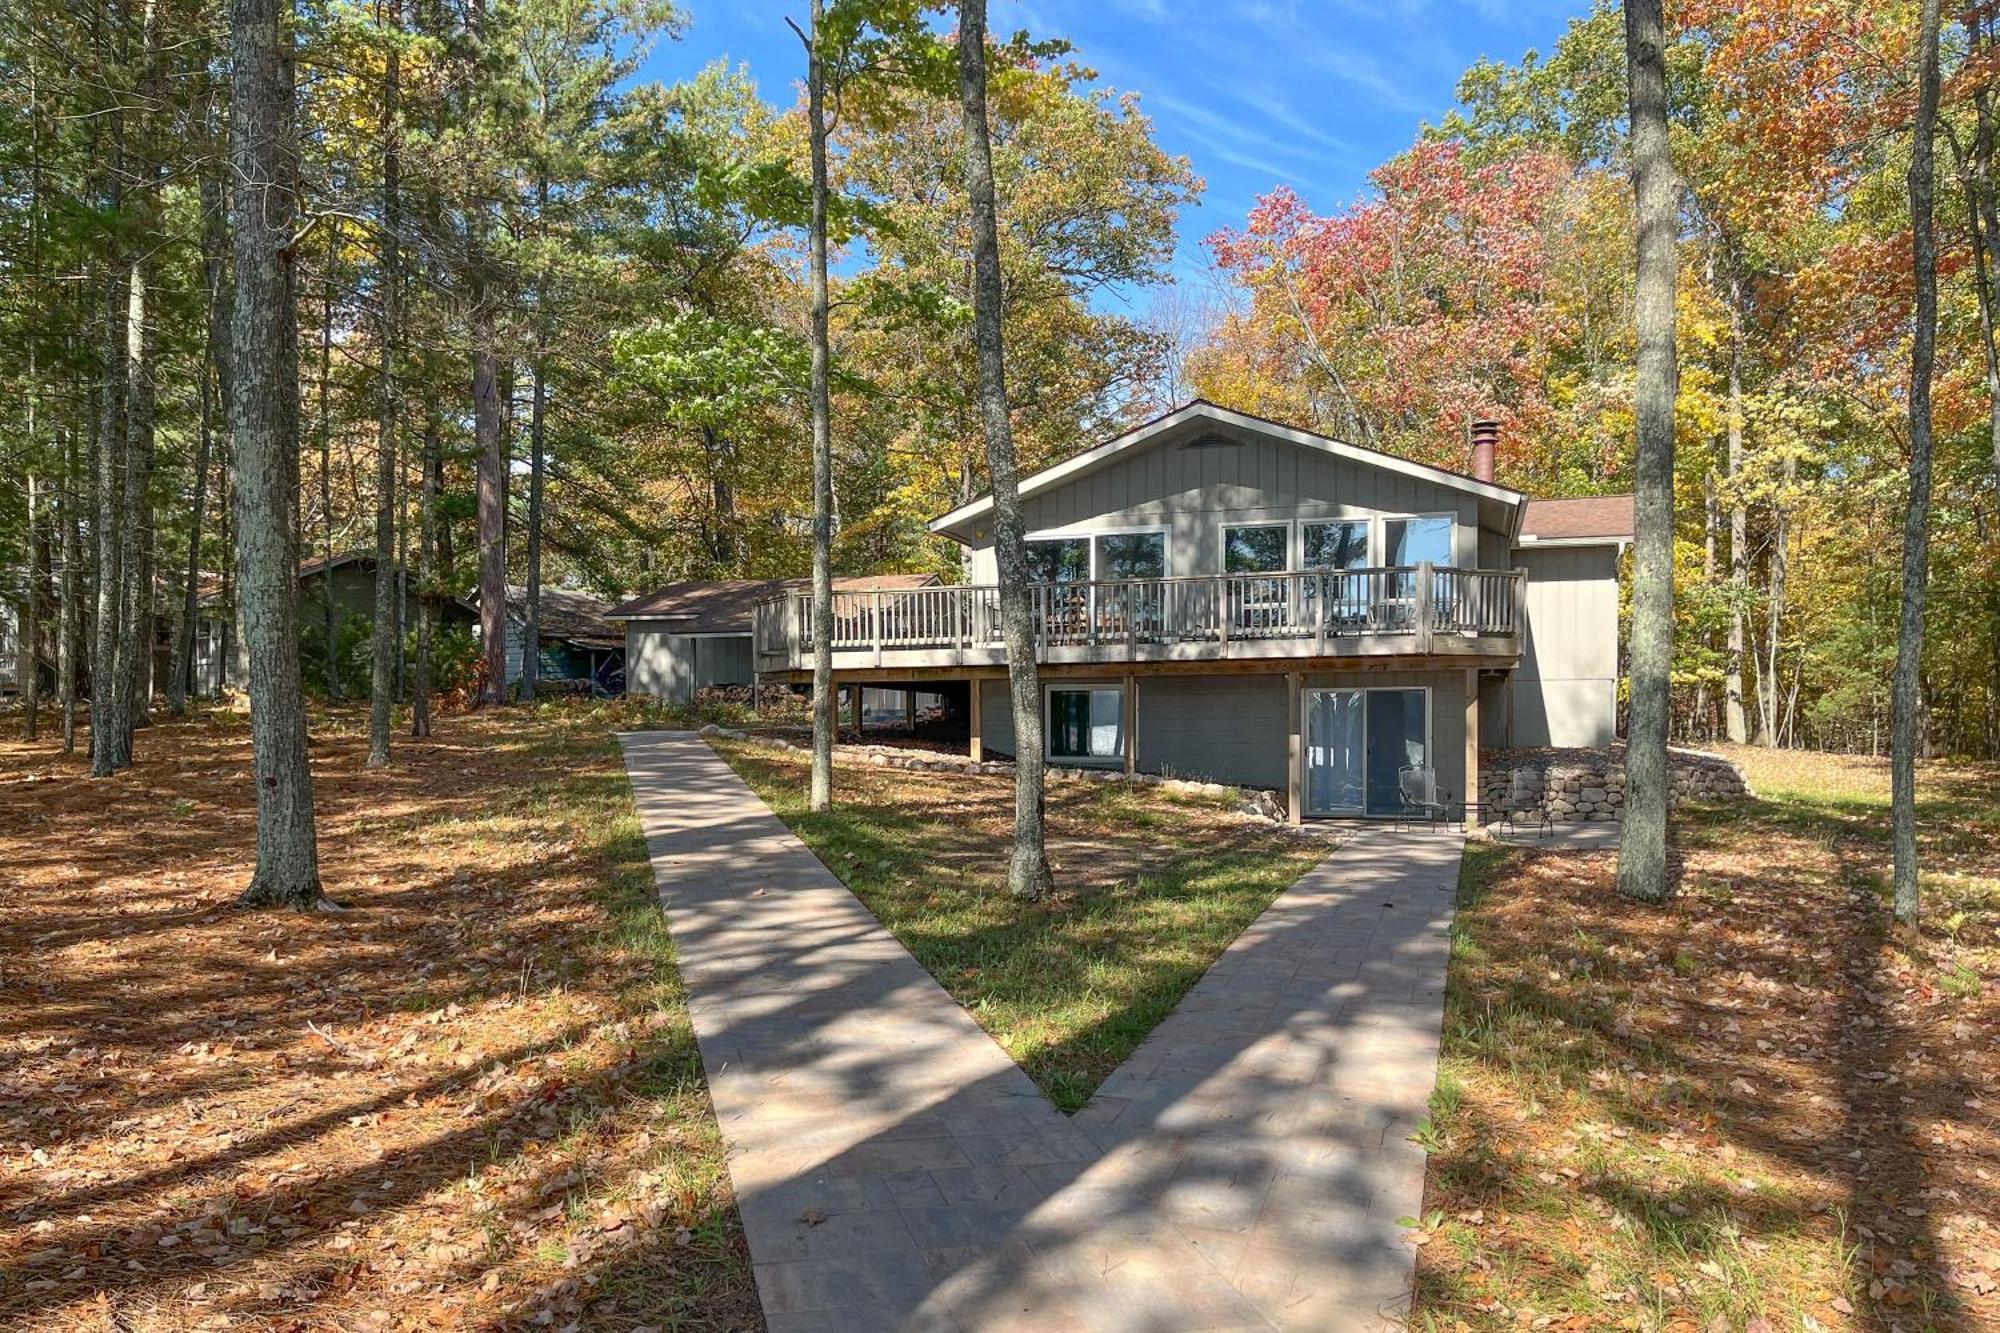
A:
[1397,765,1450,830]
[1501,769,1554,838]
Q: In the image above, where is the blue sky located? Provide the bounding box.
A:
[637,0,1588,308]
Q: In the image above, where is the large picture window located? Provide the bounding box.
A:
[1048,685,1126,762]
[1095,532,1166,581]
[1224,523,1288,574]
[1384,515,1453,567]
[1025,537,1089,583]
[1302,520,1371,571]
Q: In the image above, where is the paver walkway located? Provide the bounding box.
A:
[620,731,1462,1332]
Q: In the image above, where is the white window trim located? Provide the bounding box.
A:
[1301,684,1434,817]
[1044,680,1128,766]
[1299,516,1376,571]
[1379,512,1459,568]
[1221,520,1294,574]
[1025,525,1170,582]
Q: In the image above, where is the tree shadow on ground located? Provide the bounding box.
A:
[1415,781,1999,1330]
[0,706,760,1332]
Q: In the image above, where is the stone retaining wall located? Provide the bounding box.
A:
[1477,746,1752,822]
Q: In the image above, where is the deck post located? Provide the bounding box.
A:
[1123,674,1137,776]
[1464,667,1480,825]
[1415,561,1435,654]
[905,688,917,731]
[968,676,983,762]
[850,683,863,735]
[1286,670,1303,825]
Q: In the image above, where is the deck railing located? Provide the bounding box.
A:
[752,564,1525,668]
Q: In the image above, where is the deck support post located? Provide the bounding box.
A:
[905,688,917,731]
[1123,674,1137,776]
[850,683,863,735]
[968,677,983,762]
[1464,668,1480,824]
[1286,670,1303,825]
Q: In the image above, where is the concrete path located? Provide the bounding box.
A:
[620,731,1462,1333]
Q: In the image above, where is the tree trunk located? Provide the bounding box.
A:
[173,160,231,712]
[1617,0,1679,905]
[368,2,401,766]
[412,389,439,738]
[961,0,1053,901]
[523,355,546,702]
[22,474,41,740]
[231,0,326,909]
[1893,0,1942,928]
[118,247,157,740]
[1759,467,1792,747]
[168,332,212,716]
[1723,282,1748,745]
[91,264,127,777]
[472,288,506,705]
[318,250,339,700]
[803,0,836,811]
[59,425,81,753]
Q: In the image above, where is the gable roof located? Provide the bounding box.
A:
[606,574,940,635]
[1518,495,1635,545]
[928,399,1528,538]
[494,585,622,648]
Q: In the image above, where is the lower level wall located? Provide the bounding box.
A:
[976,668,1473,808]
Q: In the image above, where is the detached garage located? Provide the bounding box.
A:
[610,581,768,704]
[610,574,939,704]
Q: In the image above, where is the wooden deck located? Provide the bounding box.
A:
[752,565,1525,676]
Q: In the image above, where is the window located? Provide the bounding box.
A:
[1384,515,1453,567]
[1095,531,1165,581]
[1302,520,1371,571]
[1026,537,1089,583]
[1048,685,1125,762]
[1224,524,1288,573]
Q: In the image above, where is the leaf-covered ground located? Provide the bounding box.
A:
[1415,747,2000,1332]
[712,736,1333,1112]
[0,704,759,1332]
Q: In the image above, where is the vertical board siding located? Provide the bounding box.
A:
[1137,675,1289,789]
[1509,545,1620,746]
[984,426,1510,578]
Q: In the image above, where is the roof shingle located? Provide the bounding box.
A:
[1519,495,1635,542]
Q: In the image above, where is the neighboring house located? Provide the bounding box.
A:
[466,585,625,695]
[610,575,941,704]
[751,400,1633,821]
[198,552,473,693]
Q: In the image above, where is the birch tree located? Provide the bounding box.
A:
[960,0,1053,901]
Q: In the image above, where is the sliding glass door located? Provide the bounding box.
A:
[1304,687,1430,817]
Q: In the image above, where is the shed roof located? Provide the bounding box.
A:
[1518,495,1636,544]
[606,574,939,634]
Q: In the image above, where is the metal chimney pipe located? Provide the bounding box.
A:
[1469,419,1499,483]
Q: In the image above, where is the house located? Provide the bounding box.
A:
[196,553,474,694]
[466,585,625,695]
[750,401,1633,821]
[610,574,941,705]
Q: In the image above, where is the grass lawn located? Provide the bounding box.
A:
[711,736,1331,1111]
[0,702,757,1332]
[1415,747,2000,1332]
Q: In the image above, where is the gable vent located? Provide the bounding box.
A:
[1177,432,1242,450]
